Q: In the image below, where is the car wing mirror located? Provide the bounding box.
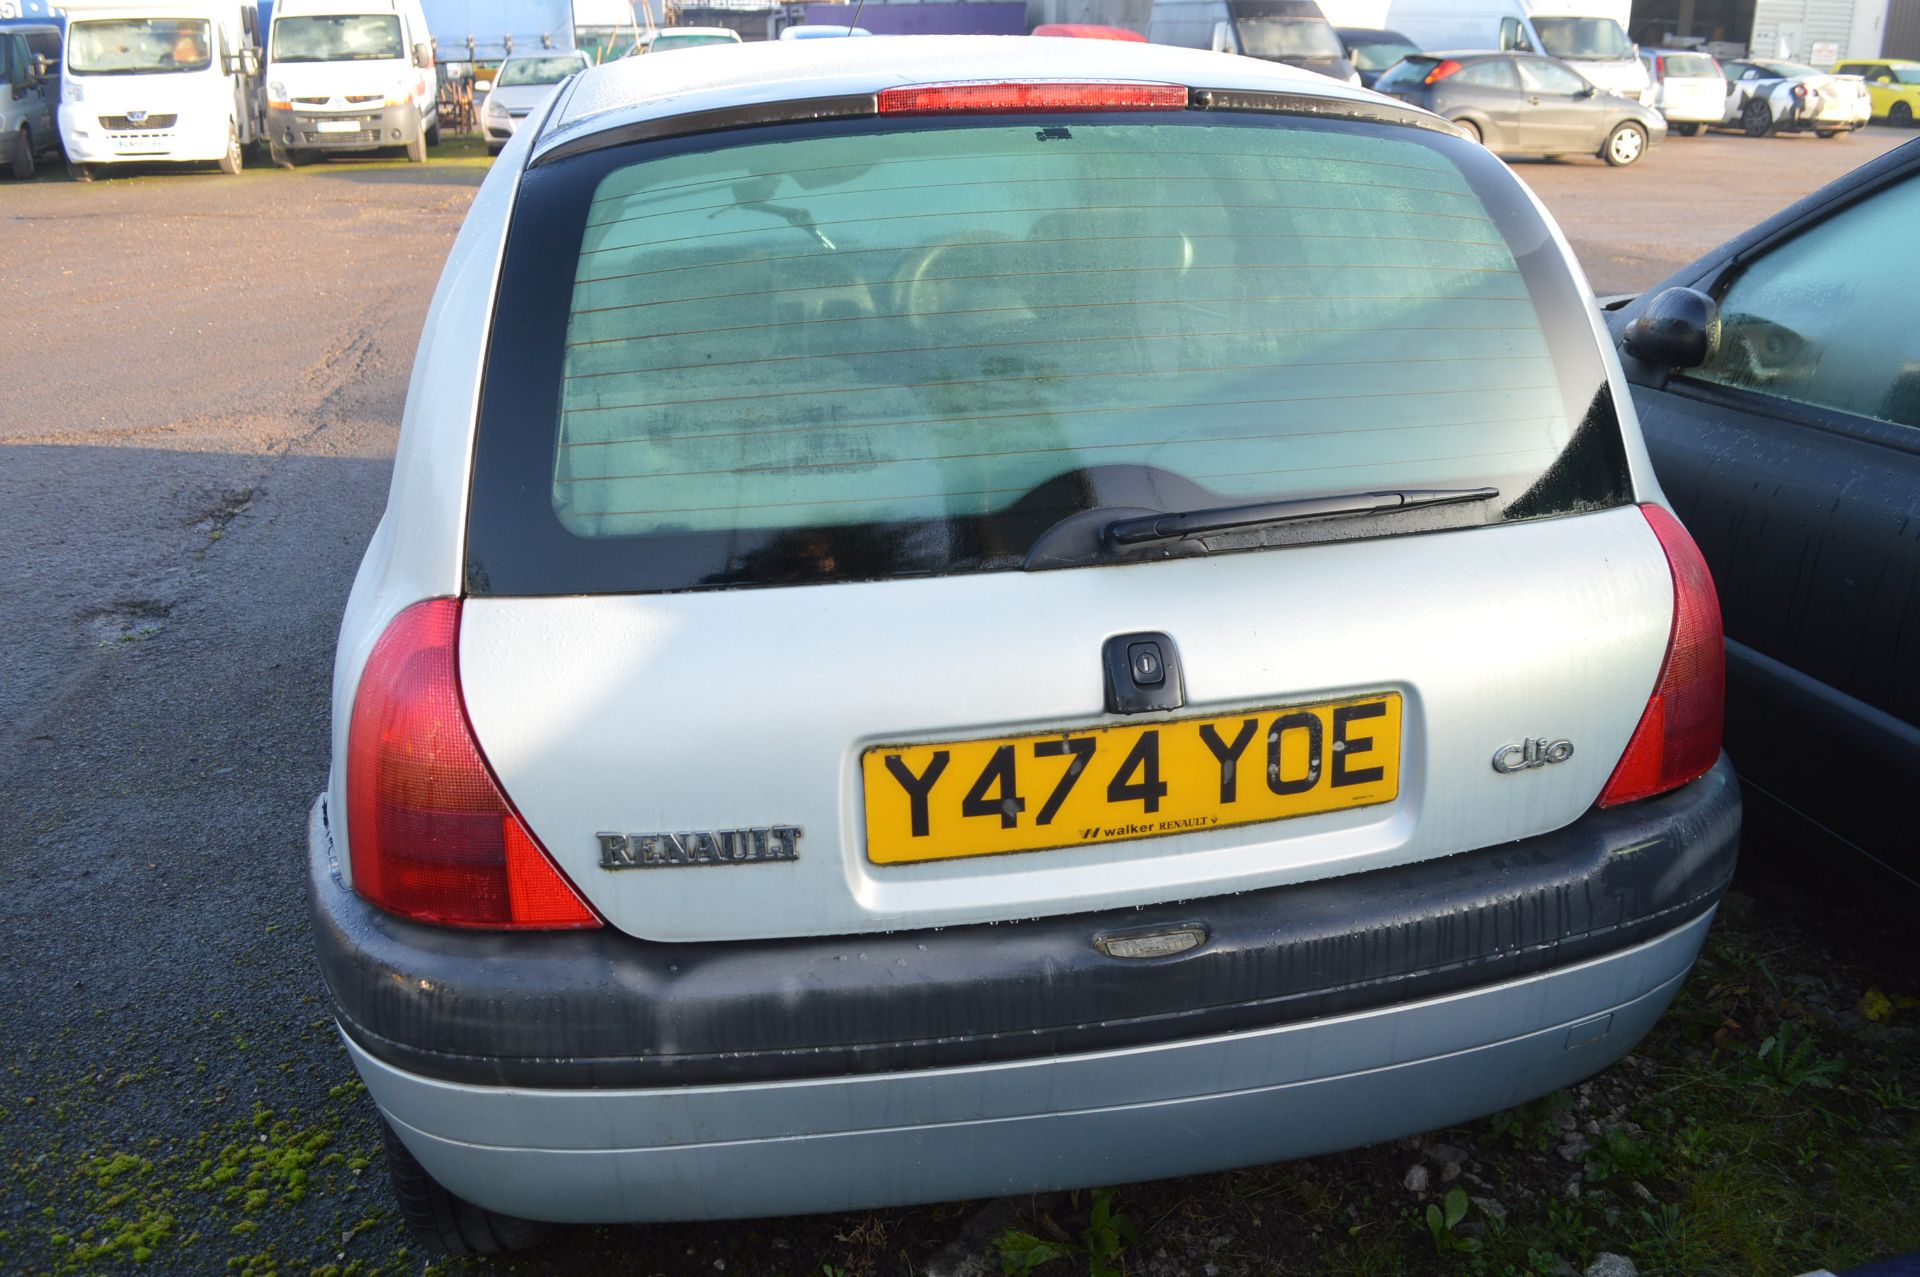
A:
[1623,286,1720,370]
[413,41,435,68]
[1576,85,1595,97]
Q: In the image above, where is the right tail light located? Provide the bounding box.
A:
[1598,504,1725,807]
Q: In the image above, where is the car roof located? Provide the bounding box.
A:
[539,34,1389,161]
[1336,27,1413,40]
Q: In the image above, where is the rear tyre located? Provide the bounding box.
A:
[425,117,441,147]
[406,113,428,163]
[11,126,33,180]
[380,1119,552,1255]
[1815,128,1846,138]
[486,142,502,157]
[1603,121,1647,166]
[1891,102,1914,127]
[1741,98,1773,137]
[219,122,243,175]
[1451,117,1482,144]
[67,159,93,182]
[1672,121,1701,137]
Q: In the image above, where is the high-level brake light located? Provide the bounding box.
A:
[345,598,602,930]
[876,82,1189,114]
[1423,59,1464,85]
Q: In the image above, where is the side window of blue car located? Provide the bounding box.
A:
[1689,177,1920,429]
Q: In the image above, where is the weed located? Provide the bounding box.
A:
[1543,1196,1594,1258]
[996,1188,1140,1277]
[1424,1187,1479,1255]
[1744,1022,1846,1095]
[1583,1129,1660,1184]
[1489,1093,1573,1154]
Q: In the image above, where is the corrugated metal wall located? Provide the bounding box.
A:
[1749,0,1857,57]
[1024,0,1151,29]
[1887,0,1920,53]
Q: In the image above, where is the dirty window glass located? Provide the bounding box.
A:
[68,19,211,74]
[1518,58,1589,95]
[1532,17,1629,59]
[1690,177,1919,427]
[271,14,403,62]
[1458,59,1520,89]
[1661,53,1717,77]
[554,123,1573,542]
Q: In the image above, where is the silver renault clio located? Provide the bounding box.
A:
[309,35,1738,1253]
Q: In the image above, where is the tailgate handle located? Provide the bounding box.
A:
[1103,632,1185,715]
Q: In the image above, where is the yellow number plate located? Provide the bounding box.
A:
[863,693,1401,864]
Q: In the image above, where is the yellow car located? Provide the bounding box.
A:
[1831,58,1920,125]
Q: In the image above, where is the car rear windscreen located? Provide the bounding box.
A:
[467,112,1628,594]
[1660,53,1717,77]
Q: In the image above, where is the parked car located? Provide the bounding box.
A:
[265,0,440,166]
[313,35,1738,1253]
[778,23,872,38]
[1374,49,1664,164]
[1639,46,1722,135]
[1606,139,1917,890]
[0,21,62,178]
[1367,0,1650,100]
[1335,24,1418,88]
[624,25,740,54]
[1718,58,1870,137]
[1830,57,1920,126]
[1148,0,1359,84]
[479,49,586,155]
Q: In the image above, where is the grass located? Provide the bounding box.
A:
[25,130,494,185]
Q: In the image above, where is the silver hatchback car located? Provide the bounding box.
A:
[310,35,1738,1252]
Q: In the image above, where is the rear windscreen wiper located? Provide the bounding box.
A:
[1103,487,1500,549]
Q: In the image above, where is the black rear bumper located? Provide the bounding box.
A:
[310,758,1739,1089]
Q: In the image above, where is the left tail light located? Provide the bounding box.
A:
[1597,506,1725,808]
[345,597,602,929]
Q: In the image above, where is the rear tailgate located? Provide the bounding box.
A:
[457,102,1669,942]
[462,510,1669,941]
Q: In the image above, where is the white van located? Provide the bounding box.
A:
[57,0,265,179]
[264,0,437,165]
[1147,0,1359,83]
[1370,0,1650,98]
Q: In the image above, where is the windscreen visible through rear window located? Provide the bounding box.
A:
[467,113,1628,595]
[1659,53,1717,77]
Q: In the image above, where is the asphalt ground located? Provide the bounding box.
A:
[0,124,1914,1277]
